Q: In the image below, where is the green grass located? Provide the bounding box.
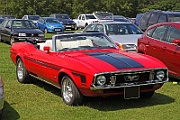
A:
[0,40,180,120]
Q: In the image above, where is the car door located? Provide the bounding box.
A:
[27,49,60,86]
[145,25,168,60]
[161,26,180,76]
[1,20,12,42]
[37,18,44,31]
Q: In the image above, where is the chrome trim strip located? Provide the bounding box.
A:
[90,78,169,90]
[29,74,60,89]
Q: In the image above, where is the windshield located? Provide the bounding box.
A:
[55,34,117,51]
[94,12,113,19]
[105,23,143,35]
[46,19,60,23]
[12,20,37,28]
[28,15,40,20]
[168,14,180,22]
[86,15,96,19]
[56,14,70,19]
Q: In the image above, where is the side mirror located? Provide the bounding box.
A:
[43,46,50,53]
[172,39,180,46]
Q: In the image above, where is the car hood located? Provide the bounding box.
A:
[12,28,43,33]
[46,23,63,27]
[61,49,166,73]
[109,34,142,45]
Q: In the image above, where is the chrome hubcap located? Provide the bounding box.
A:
[17,61,24,80]
[62,78,73,103]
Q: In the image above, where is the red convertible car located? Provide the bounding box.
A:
[10,32,168,105]
[137,22,180,80]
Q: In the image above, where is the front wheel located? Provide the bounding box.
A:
[44,28,48,34]
[16,58,31,83]
[61,75,83,106]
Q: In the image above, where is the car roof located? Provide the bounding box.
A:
[41,17,56,19]
[147,22,180,30]
[91,21,133,24]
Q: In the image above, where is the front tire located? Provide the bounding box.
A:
[61,75,83,106]
[44,28,48,34]
[16,58,31,83]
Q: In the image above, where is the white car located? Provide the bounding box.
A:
[83,21,143,51]
[73,14,98,29]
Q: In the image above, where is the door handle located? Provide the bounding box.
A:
[162,47,166,50]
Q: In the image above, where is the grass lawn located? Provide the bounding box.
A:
[0,36,180,120]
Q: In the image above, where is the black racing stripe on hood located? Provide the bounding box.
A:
[86,52,144,69]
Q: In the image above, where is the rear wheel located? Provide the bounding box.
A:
[16,58,31,83]
[141,91,154,98]
[61,75,83,106]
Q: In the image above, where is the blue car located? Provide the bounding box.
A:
[36,17,64,33]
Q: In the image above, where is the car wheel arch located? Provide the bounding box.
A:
[58,69,77,88]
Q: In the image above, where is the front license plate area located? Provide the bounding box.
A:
[124,87,140,99]
[54,29,61,32]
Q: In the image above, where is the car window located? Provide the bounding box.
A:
[146,27,155,37]
[12,20,37,28]
[95,24,104,32]
[158,14,167,23]
[139,12,152,27]
[6,20,12,28]
[46,19,59,23]
[106,24,142,35]
[151,25,167,40]
[148,13,160,26]
[168,14,180,22]
[166,26,180,43]
[83,24,96,31]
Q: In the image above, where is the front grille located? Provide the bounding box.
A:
[26,33,39,37]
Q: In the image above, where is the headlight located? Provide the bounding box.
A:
[156,71,165,80]
[96,75,106,86]
[39,34,44,37]
[18,33,26,36]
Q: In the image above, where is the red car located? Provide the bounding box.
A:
[138,22,180,79]
[10,32,168,106]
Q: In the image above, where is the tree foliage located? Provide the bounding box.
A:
[0,0,179,19]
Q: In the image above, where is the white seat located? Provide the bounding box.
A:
[78,39,93,47]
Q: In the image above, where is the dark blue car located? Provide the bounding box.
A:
[50,14,77,30]
[36,17,64,33]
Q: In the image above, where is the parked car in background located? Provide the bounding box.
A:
[22,15,40,24]
[36,17,64,33]
[0,15,16,19]
[50,14,77,30]
[0,76,4,119]
[0,18,4,24]
[139,10,180,31]
[92,11,114,21]
[137,22,180,80]
[134,13,144,27]
[10,32,168,106]
[83,21,143,51]
[0,19,44,45]
[104,15,129,22]
[73,14,98,29]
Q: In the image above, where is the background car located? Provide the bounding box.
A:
[10,32,168,106]
[0,15,16,19]
[50,14,77,30]
[36,17,64,33]
[0,18,4,24]
[139,10,180,31]
[134,13,144,27]
[0,19,44,45]
[83,21,143,51]
[104,15,129,22]
[73,14,98,29]
[92,11,114,21]
[137,22,180,80]
[0,76,4,119]
[22,15,40,24]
